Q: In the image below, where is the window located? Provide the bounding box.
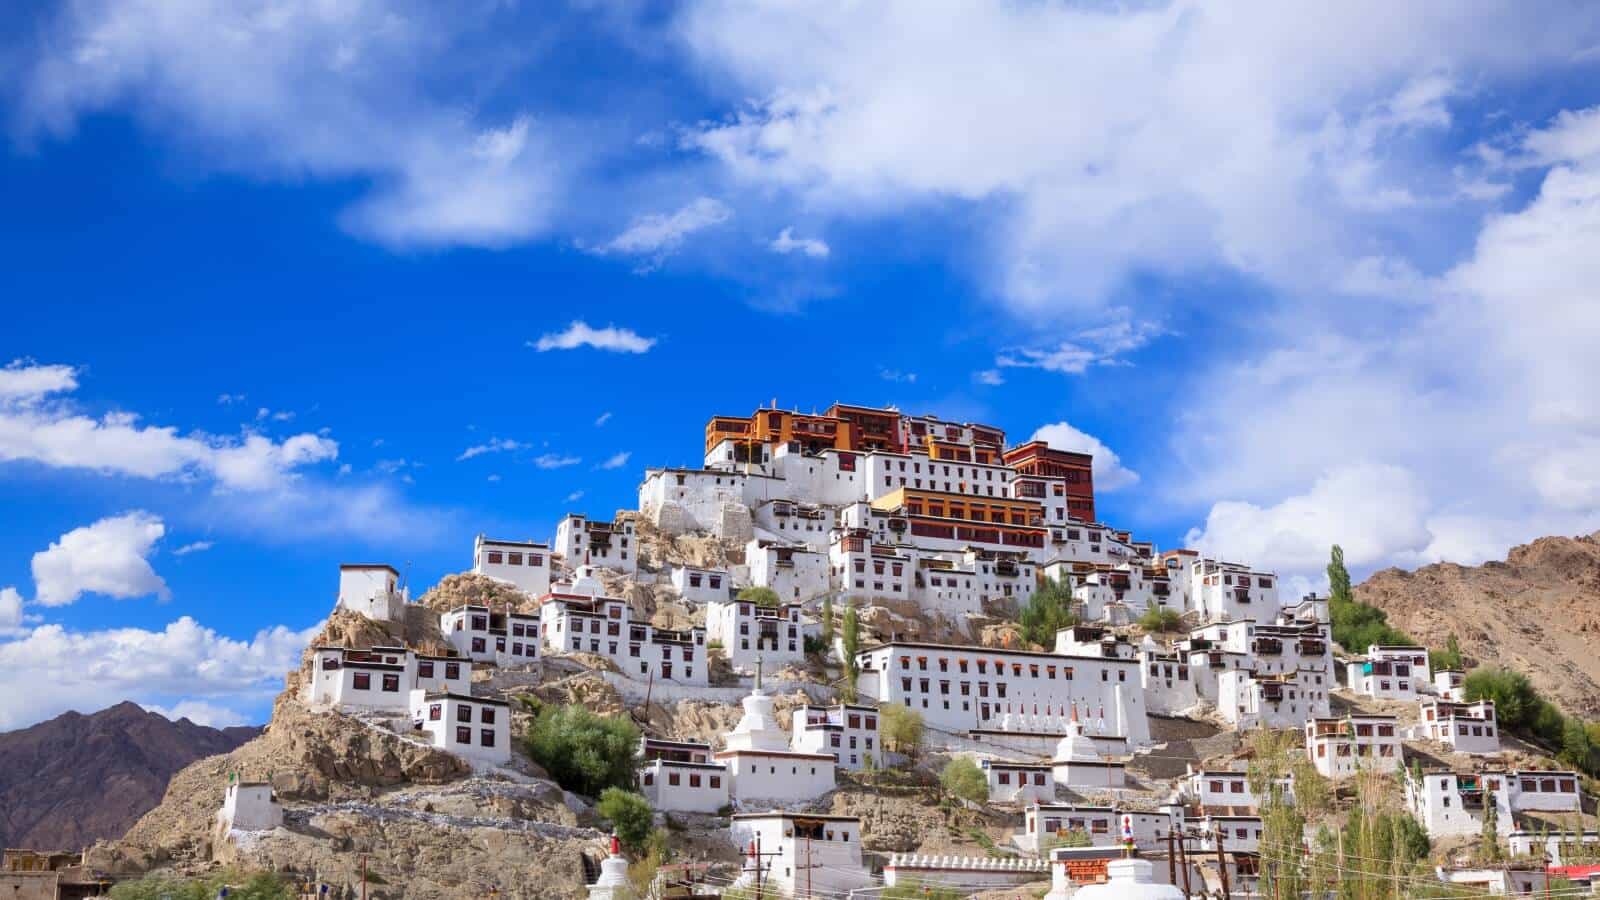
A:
[457,705,473,723]
[352,672,371,690]
[486,551,503,564]
[710,776,721,788]
[456,726,472,744]
[428,704,442,721]
[382,673,400,692]
[481,728,496,747]
[481,707,496,724]
[445,662,460,679]
[669,772,681,786]
[418,661,435,679]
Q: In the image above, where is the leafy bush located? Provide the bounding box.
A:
[803,634,829,655]
[1051,827,1093,848]
[882,881,964,900]
[841,604,861,701]
[1326,544,1415,652]
[598,787,656,853]
[738,586,780,607]
[111,870,291,900]
[879,704,925,758]
[939,757,988,804]
[524,704,640,797]
[1137,606,1182,632]
[1018,576,1076,647]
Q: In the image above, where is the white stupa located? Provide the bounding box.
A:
[588,835,630,900]
[1071,858,1183,900]
[1051,704,1126,787]
[567,564,606,597]
[724,658,789,753]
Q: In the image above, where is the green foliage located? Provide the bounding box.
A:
[1136,606,1182,633]
[1018,576,1077,647]
[1562,718,1598,772]
[879,704,925,758]
[1326,544,1415,653]
[111,870,292,900]
[738,586,780,607]
[1479,789,1503,863]
[1342,808,1430,869]
[524,704,640,797]
[1431,633,1465,672]
[882,881,965,900]
[841,603,861,701]
[803,633,828,655]
[598,787,656,853]
[1466,668,1541,729]
[939,757,989,804]
[821,595,835,646]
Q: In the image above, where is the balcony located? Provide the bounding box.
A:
[1298,640,1327,656]
[1261,683,1284,702]
[1253,638,1283,655]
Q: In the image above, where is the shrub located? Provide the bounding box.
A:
[939,758,988,804]
[598,787,656,853]
[1018,576,1076,647]
[738,586,780,608]
[1137,607,1182,632]
[111,870,291,900]
[524,704,640,797]
[1051,827,1093,848]
[879,704,925,758]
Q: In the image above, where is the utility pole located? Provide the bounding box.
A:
[1167,829,1177,888]
[1214,826,1230,900]
[1176,829,1192,898]
[360,855,368,900]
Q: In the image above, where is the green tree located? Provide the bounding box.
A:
[738,586,780,608]
[1018,576,1076,647]
[1431,633,1465,672]
[1562,718,1596,772]
[598,787,656,854]
[524,704,641,797]
[1328,544,1353,604]
[821,595,835,647]
[1136,606,1182,633]
[879,704,925,759]
[1465,668,1542,730]
[939,757,988,804]
[841,603,861,701]
[1480,789,1503,863]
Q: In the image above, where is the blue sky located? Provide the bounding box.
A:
[2,0,1600,729]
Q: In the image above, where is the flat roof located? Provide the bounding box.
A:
[732,812,861,822]
[859,640,1138,665]
[479,538,550,548]
[421,691,509,707]
[341,563,399,574]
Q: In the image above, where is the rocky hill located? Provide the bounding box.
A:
[0,702,258,852]
[1356,531,1600,717]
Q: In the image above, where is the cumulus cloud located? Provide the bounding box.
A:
[0,615,319,730]
[0,588,24,636]
[1030,422,1140,492]
[599,197,732,261]
[598,451,631,470]
[32,512,170,607]
[143,699,250,729]
[998,317,1163,375]
[770,227,829,258]
[18,0,566,249]
[457,438,527,461]
[529,322,657,354]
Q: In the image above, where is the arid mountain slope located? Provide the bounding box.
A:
[1356,531,1600,717]
[0,702,258,851]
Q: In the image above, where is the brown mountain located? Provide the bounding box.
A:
[0,701,259,852]
[1356,531,1600,717]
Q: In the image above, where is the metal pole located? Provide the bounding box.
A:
[360,855,367,900]
[1214,826,1230,900]
[1167,828,1177,888]
[1177,830,1192,898]
[754,833,762,900]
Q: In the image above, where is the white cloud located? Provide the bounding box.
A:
[770,227,829,258]
[143,699,250,729]
[32,512,170,608]
[456,437,527,461]
[172,540,214,556]
[676,3,1598,313]
[878,369,916,384]
[216,393,246,405]
[973,369,1005,386]
[997,343,1098,375]
[533,453,581,469]
[998,316,1162,375]
[486,473,502,482]
[0,615,319,730]
[599,451,631,470]
[594,411,613,426]
[529,322,658,354]
[1029,422,1140,492]
[565,490,585,503]
[19,0,566,249]
[599,197,731,261]
[0,588,24,636]
[0,361,338,491]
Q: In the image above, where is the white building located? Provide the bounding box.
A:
[790,703,880,771]
[1138,637,1199,716]
[1188,560,1279,623]
[1345,645,1431,700]
[830,530,911,605]
[217,779,282,833]
[541,589,706,685]
[884,854,1048,891]
[1191,814,1265,853]
[1404,768,1583,839]
[669,565,731,605]
[638,467,751,535]
[472,535,551,597]
[746,540,829,603]
[753,499,834,550]
[336,563,406,622]
[1216,668,1329,730]
[1434,669,1467,701]
[706,598,805,674]
[1018,804,1177,855]
[1305,715,1403,780]
[716,675,835,805]
[302,646,471,713]
[638,738,729,814]
[854,641,1151,747]
[730,812,873,898]
[555,514,637,575]
[982,760,1056,805]
[409,690,511,764]
[1053,856,1184,900]
[1416,699,1500,754]
[1179,768,1291,812]
[1433,866,1550,896]
[440,605,541,666]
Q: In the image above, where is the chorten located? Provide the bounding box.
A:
[588,835,630,900]
[724,658,788,753]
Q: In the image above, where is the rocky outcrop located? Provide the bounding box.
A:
[1356,531,1600,716]
[415,572,533,615]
